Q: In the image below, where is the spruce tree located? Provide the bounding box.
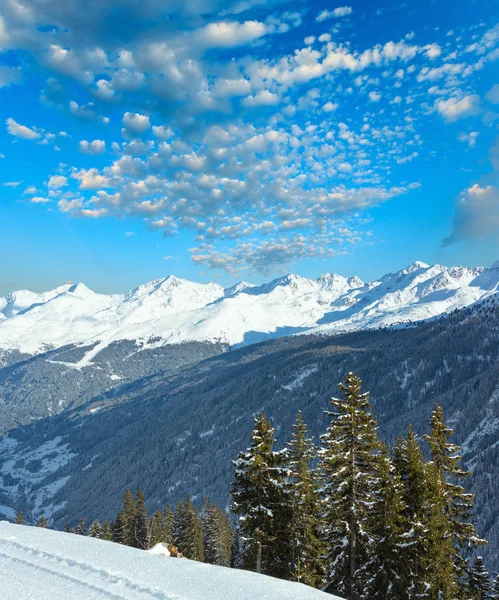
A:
[134,489,150,549]
[202,499,233,567]
[491,574,499,599]
[184,495,204,561]
[231,412,292,579]
[468,556,491,600]
[173,499,188,554]
[318,372,382,599]
[102,521,113,541]
[64,521,70,533]
[15,509,25,525]
[286,410,325,588]
[120,488,137,546]
[424,405,485,586]
[367,447,409,600]
[73,517,86,535]
[37,515,48,528]
[88,520,103,538]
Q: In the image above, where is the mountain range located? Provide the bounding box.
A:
[1,260,498,360]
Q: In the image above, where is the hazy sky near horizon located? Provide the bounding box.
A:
[0,0,498,294]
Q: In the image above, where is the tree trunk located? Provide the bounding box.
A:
[256,540,262,573]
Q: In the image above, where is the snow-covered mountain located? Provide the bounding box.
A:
[0,261,498,358]
[0,522,337,600]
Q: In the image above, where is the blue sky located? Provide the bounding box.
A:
[0,0,498,294]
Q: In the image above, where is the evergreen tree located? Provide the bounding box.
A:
[173,499,188,554]
[230,527,243,569]
[202,499,233,567]
[367,447,409,600]
[37,515,48,528]
[64,521,70,533]
[73,517,86,535]
[286,410,325,588]
[318,372,382,599]
[393,428,457,599]
[102,521,113,541]
[468,556,491,600]
[115,489,136,546]
[231,412,292,579]
[15,509,25,525]
[184,495,204,561]
[134,489,150,549]
[424,405,486,587]
[491,574,499,599]
[88,520,103,538]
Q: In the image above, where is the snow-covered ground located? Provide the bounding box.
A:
[0,261,498,357]
[0,522,339,600]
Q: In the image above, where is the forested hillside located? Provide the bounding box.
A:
[0,298,498,570]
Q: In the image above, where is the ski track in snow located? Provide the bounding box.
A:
[0,523,338,600]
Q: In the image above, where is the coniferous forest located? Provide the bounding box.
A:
[19,373,497,599]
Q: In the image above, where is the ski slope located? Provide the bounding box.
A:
[0,522,339,600]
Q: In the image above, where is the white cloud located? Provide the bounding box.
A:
[79,140,106,155]
[122,112,150,134]
[69,101,109,124]
[198,20,267,47]
[485,84,499,104]
[436,95,480,121]
[48,175,68,189]
[30,196,50,203]
[316,6,352,22]
[444,184,499,245]
[322,101,338,112]
[458,131,479,147]
[6,117,40,140]
[152,125,174,139]
[368,91,382,102]
[242,90,279,107]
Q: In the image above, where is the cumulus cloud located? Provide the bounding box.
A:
[122,112,150,134]
[48,175,68,188]
[69,101,109,124]
[79,139,106,155]
[485,84,499,104]
[242,90,279,107]
[6,117,40,140]
[198,20,267,47]
[443,184,499,245]
[316,6,352,22]
[436,95,480,121]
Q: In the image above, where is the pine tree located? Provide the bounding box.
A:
[184,495,204,561]
[491,574,499,599]
[468,556,491,599]
[73,517,86,535]
[424,405,486,588]
[393,427,457,599]
[173,499,188,554]
[37,515,48,528]
[134,489,150,549]
[64,521,70,533]
[367,447,409,600]
[202,499,233,567]
[286,410,325,588]
[318,372,382,599]
[88,520,103,538]
[102,521,113,541]
[115,489,136,546]
[231,412,292,579]
[15,509,25,525]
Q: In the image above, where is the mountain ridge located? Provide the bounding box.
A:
[0,261,497,357]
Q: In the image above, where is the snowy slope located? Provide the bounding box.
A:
[0,522,338,600]
[0,262,498,357]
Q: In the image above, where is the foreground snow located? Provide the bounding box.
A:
[1,261,498,356]
[0,522,339,600]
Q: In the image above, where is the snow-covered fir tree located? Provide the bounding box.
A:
[88,520,103,538]
[184,494,204,561]
[424,405,486,590]
[231,412,292,579]
[134,489,149,549]
[318,372,382,600]
[468,556,491,599]
[365,446,409,600]
[286,410,325,588]
[202,499,233,567]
